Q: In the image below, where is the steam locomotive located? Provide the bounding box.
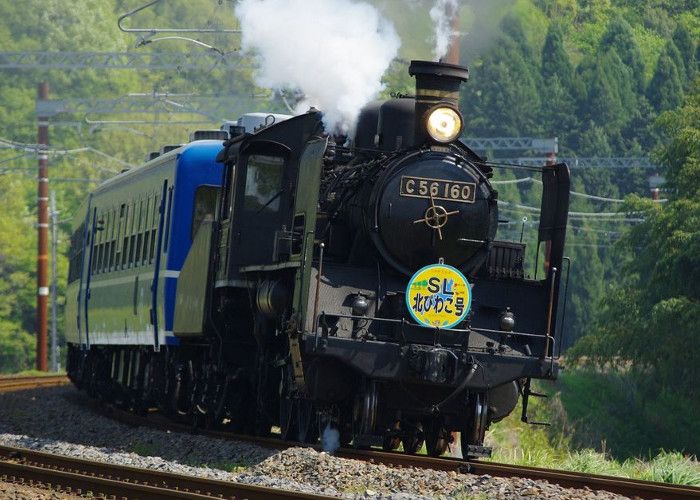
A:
[65,60,570,458]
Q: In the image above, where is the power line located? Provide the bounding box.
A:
[498,200,646,217]
[492,176,667,203]
[0,51,245,70]
[0,138,133,170]
[35,93,266,122]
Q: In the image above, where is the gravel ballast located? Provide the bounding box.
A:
[0,385,629,499]
[0,480,83,500]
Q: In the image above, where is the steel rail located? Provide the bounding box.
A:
[0,375,69,393]
[0,444,332,500]
[81,396,700,500]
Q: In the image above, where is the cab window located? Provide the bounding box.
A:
[243,155,284,213]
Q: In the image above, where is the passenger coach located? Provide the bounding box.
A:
[65,138,223,352]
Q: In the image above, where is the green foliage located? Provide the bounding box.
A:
[647,49,684,112]
[600,15,646,92]
[672,24,698,83]
[489,372,700,481]
[0,328,35,373]
[571,82,700,396]
[542,23,574,91]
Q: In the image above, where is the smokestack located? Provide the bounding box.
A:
[445,9,460,64]
[408,60,469,146]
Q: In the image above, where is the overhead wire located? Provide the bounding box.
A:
[492,176,667,203]
[0,137,133,171]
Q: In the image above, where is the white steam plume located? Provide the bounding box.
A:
[429,0,459,60]
[321,422,340,454]
[235,0,401,134]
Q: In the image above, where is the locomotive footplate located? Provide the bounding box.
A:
[303,334,559,390]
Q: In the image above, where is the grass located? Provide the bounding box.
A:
[486,368,700,486]
[131,441,158,457]
[199,460,250,473]
[1,369,66,377]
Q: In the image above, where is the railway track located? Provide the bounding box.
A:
[341,448,700,500]
[0,374,69,393]
[87,397,700,500]
[0,444,333,499]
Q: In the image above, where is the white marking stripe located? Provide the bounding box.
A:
[162,270,180,279]
[38,287,49,296]
[83,330,175,345]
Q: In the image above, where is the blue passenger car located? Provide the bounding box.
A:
[64,140,224,350]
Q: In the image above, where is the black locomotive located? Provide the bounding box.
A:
[66,60,570,458]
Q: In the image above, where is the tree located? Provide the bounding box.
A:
[599,15,646,92]
[672,24,697,83]
[647,50,684,112]
[572,81,700,396]
[585,48,637,129]
[462,35,542,137]
[541,23,574,92]
[539,76,579,145]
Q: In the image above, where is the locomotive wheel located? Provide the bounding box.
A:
[424,420,451,457]
[382,421,401,451]
[401,423,424,454]
[461,392,488,458]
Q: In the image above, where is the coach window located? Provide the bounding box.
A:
[115,205,124,271]
[163,186,174,250]
[192,186,218,240]
[122,203,131,269]
[97,212,106,273]
[68,223,85,283]
[142,196,152,265]
[243,155,285,214]
[134,199,144,267]
[93,213,103,274]
[128,200,139,268]
[106,209,114,273]
[102,211,111,273]
[149,194,159,263]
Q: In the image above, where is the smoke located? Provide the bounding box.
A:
[321,422,340,454]
[429,0,460,61]
[235,0,401,133]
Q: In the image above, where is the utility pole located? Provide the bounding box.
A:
[36,82,49,372]
[50,191,59,372]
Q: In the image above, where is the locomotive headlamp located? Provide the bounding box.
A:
[425,106,463,143]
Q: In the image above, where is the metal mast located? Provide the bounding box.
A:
[36,82,49,372]
[50,191,59,372]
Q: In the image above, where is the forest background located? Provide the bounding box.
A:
[0,0,698,471]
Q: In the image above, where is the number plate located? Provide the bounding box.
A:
[399,176,476,204]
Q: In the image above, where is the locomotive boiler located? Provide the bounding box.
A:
[65,60,570,458]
